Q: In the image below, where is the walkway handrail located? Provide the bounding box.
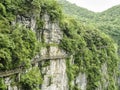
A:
[0,55,67,77]
[31,55,67,63]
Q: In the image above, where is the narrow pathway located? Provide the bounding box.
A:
[0,55,67,77]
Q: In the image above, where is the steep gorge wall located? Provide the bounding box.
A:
[0,0,119,90]
[1,13,113,90]
[0,12,118,90]
[39,13,68,90]
[0,12,69,90]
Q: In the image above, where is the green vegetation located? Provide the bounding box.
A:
[0,78,7,90]
[60,17,119,89]
[59,1,120,89]
[0,0,120,90]
[20,67,43,90]
[0,22,38,70]
[0,0,62,70]
[0,0,42,70]
[0,0,63,88]
[59,0,120,53]
[41,0,62,21]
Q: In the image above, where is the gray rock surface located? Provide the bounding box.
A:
[75,73,87,90]
[41,13,63,44]
[40,59,68,90]
[16,15,36,31]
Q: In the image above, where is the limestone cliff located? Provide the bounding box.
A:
[39,13,68,90]
[0,12,69,90]
[1,12,117,90]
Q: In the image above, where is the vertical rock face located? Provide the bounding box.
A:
[40,59,68,90]
[41,13,63,44]
[4,76,19,90]
[96,63,109,90]
[101,63,109,89]
[39,13,68,90]
[39,46,68,90]
[15,15,36,31]
[75,73,87,90]
[1,13,67,90]
[1,13,114,90]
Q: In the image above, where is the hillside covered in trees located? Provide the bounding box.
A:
[59,0,120,52]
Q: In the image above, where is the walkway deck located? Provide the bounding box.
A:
[0,55,67,77]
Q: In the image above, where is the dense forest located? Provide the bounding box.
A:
[59,0,120,53]
[0,0,120,90]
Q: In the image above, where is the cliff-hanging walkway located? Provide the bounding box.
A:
[0,55,67,77]
[0,45,110,77]
[31,55,67,64]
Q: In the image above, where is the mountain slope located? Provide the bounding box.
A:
[58,0,97,22]
[99,5,120,21]
[97,5,120,46]
[59,0,120,49]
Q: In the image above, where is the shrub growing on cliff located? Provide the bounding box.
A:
[0,21,38,70]
[20,67,43,90]
[0,78,7,90]
[41,0,62,22]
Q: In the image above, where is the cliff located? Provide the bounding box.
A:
[0,0,119,90]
